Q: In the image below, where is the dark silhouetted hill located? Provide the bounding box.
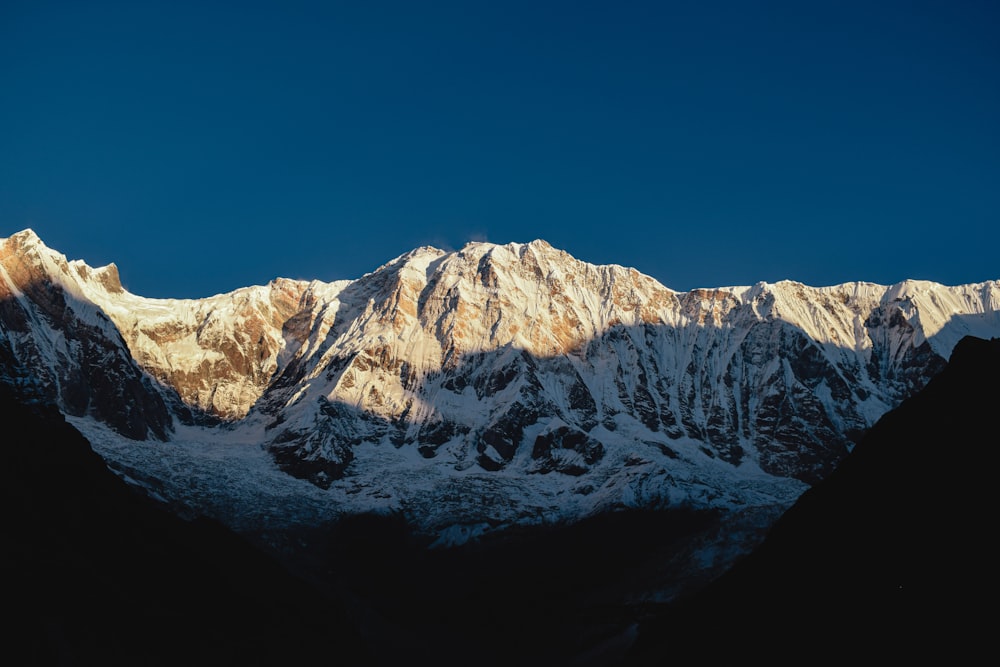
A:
[625,334,999,665]
[0,348,369,666]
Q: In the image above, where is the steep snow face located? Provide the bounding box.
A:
[238,239,1000,487]
[74,277,346,420]
[0,229,348,421]
[0,230,174,438]
[4,230,1000,466]
[3,229,1000,545]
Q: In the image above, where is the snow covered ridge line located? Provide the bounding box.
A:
[5,227,998,603]
[2,227,1000,492]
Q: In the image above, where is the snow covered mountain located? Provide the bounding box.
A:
[3,228,999,594]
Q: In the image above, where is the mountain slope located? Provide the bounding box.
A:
[0,331,369,666]
[625,334,1000,664]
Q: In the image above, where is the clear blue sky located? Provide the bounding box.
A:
[2,0,997,298]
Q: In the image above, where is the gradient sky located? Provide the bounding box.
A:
[2,0,998,298]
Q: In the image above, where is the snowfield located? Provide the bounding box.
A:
[74,416,809,547]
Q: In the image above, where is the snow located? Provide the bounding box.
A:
[75,418,333,528]
[51,233,997,541]
[71,406,810,542]
[6,228,1000,562]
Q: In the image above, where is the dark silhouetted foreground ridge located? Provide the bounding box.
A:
[626,334,1000,664]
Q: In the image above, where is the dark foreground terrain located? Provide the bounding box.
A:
[0,337,715,666]
[624,335,999,664]
[0,377,370,665]
[4,335,996,665]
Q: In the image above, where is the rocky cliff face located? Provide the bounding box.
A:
[108,276,318,420]
[0,230,173,439]
[3,229,999,547]
[236,239,996,489]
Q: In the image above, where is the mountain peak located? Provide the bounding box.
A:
[454,238,558,258]
[2,228,48,256]
[8,227,41,241]
[72,261,124,294]
[370,245,447,277]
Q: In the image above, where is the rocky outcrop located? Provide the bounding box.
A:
[0,230,174,439]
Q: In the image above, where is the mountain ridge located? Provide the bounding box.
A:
[3,227,999,607]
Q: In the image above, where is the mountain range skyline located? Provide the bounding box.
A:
[3,1,998,299]
[5,3,997,662]
[4,227,997,541]
[5,225,999,300]
[3,225,997,664]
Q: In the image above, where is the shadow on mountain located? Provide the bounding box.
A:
[0,342,370,665]
[623,334,999,665]
[272,507,718,667]
[0,276,221,442]
[3,265,995,664]
[263,285,957,489]
[0,266,969,490]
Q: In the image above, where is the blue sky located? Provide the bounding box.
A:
[2,0,997,298]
